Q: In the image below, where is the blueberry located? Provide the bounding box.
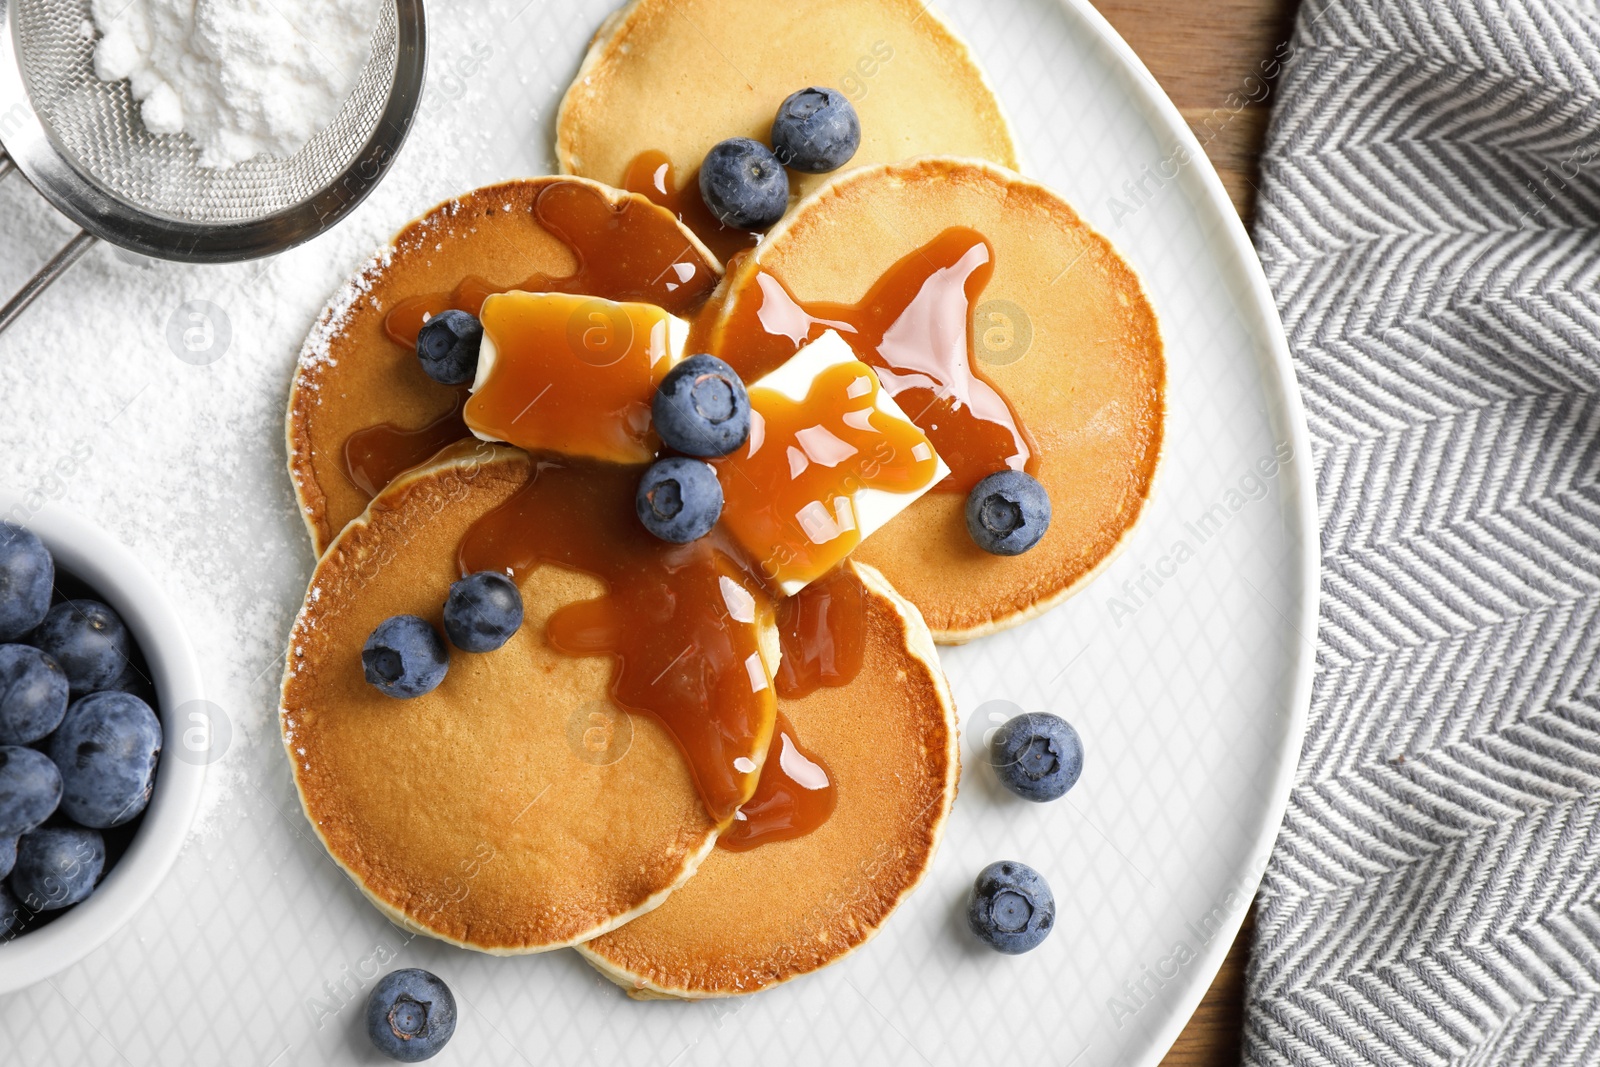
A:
[0,746,60,837]
[0,523,52,642]
[0,881,18,938]
[989,712,1083,802]
[363,616,449,698]
[0,645,68,745]
[699,138,790,231]
[967,861,1055,954]
[653,354,751,457]
[0,835,15,880]
[636,457,723,543]
[366,968,457,1062]
[11,827,104,912]
[965,470,1052,556]
[443,572,524,653]
[47,691,163,828]
[771,87,861,174]
[107,658,155,703]
[416,309,483,386]
[28,600,131,696]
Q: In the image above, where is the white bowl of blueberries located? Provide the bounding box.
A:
[0,502,204,995]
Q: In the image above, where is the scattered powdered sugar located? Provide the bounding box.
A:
[89,0,383,168]
[295,247,388,373]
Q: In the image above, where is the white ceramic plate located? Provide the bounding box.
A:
[0,0,1312,1063]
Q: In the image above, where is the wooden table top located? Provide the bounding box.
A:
[1093,0,1300,224]
[1083,0,1302,1062]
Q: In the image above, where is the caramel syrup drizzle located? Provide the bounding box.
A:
[342,387,470,500]
[339,181,718,500]
[622,149,762,266]
[456,457,776,826]
[383,181,718,349]
[717,360,941,588]
[709,227,1038,493]
[774,565,865,700]
[717,566,863,851]
[464,294,676,465]
[717,710,837,852]
[338,185,1041,848]
[453,456,868,843]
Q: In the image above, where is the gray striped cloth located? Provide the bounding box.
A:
[1245,0,1600,1063]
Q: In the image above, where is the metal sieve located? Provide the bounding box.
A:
[0,0,427,333]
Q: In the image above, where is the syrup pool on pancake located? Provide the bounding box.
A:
[380,181,717,350]
[342,387,470,500]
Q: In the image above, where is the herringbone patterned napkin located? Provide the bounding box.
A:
[1245,0,1600,1063]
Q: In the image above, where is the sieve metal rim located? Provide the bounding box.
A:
[0,0,428,264]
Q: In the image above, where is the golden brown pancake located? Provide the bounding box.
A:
[555,0,1018,238]
[702,157,1166,642]
[579,561,959,997]
[280,445,777,953]
[286,177,720,557]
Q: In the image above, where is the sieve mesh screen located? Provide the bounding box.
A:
[13,0,399,224]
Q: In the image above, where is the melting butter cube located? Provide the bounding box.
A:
[716,331,948,595]
[465,291,689,464]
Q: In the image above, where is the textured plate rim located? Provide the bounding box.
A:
[1040,0,1318,1062]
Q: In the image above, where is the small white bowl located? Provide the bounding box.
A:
[0,492,205,995]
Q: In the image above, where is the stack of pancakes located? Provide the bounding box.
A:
[279,0,1163,998]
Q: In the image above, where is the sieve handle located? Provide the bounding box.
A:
[0,231,97,336]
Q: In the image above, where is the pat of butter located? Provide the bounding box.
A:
[716,331,949,595]
[465,291,690,464]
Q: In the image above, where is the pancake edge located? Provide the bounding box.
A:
[553,0,1021,183]
[278,445,726,955]
[285,176,721,558]
[285,244,390,557]
[574,558,962,998]
[717,154,1168,646]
